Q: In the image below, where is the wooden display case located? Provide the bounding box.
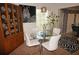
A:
[0,3,24,54]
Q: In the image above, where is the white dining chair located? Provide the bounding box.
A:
[53,28,61,35]
[42,35,61,51]
[25,32,40,47]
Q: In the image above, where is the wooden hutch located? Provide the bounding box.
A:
[0,3,24,54]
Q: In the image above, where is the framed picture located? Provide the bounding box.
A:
[20,5,36,23]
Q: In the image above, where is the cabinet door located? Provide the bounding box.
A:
[16,32,24,46]
[3,38,12,54]
[3,36,17,54]
[19,32,24,44]
[10,35,17,50]
[0,40,4,54]
[0,31,2,39]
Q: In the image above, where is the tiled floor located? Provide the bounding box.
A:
[10,42,79,55]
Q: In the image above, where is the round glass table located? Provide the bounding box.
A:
[36,32,50,54]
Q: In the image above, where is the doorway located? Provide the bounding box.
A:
[60,6,79,33]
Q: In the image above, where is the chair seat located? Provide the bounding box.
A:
[42,42,57,51]
[26,39,40,46]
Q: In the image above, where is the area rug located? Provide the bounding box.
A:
[59,36,79,53]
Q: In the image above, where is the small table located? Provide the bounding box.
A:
[37,35,50,54]
[38,39,44,54]
[36,34,45,54]
[36,31,51,54]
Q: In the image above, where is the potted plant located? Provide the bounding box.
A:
[46,12,59,35]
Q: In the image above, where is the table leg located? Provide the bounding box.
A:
[39,40,43,55]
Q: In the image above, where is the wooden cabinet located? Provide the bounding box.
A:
[0,3,24,54]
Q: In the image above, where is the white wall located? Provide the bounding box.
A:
[20,3,79,15]
[36,9,48,30]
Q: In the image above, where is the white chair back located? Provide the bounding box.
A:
[53,28,61,35]
[25,33,31,45]
[48,35,61,49]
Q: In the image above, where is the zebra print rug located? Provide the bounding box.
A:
[59,36,79,53]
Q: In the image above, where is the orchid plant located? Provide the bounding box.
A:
[47,13,59,26]
[46,12,59,35]
[41,12,59,36]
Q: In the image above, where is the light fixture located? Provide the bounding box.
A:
[41,7,47,13]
